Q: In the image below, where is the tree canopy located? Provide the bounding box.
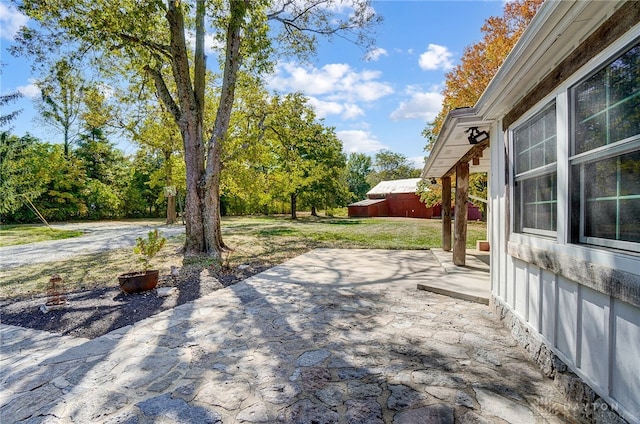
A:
[423,0,544,151]
[367,150,420,187]
[13,0,381,260]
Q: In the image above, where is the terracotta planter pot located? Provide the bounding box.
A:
[118,270,159,294]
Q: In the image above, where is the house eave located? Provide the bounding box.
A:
[421,107,491,179]
[477,0,627,121]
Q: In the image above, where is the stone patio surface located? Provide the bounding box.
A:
[1,249,573,423]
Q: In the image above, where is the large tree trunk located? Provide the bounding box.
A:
[166,195,177,224]
[155,0,247,258]
[202,0,248,255]
[165,1,207,256]
[181,123,206,254]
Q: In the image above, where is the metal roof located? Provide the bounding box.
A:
[367,178,422,196]
[347,198,387,207]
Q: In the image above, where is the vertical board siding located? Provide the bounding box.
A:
[528,265,541,332]
[507,256,515,307]
[514,260,528,319]
[541,269,557,345]
[579,286,610,393]
[612,299,640,420]
[498,231,507,299]
[557,276,579,364]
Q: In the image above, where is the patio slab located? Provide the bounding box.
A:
[417,248,491,305]
[1,249,574,423]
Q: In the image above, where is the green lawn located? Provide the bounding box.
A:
[221,215,487,250]
[0,215,487,299]
[0,225,85,247]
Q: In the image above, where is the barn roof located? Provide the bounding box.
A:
[347,198,387,207]
[367,178,422,196]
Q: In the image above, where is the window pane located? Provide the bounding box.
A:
[584,157,618,199]
[574,43,640,155]
[619,199,640,243]
[609,96,640,143]
[581,150,640,243]
[515,131,529,173]
[620,150,640,196]
[536,202,556,232]
[585,199,617,239]
[575,72,607,154]
[517,173,557,232]
[514,103,556,175]
[576,113,607,154]
[609,45,640,105]
[530,141,545,169]
[545,110,557,140]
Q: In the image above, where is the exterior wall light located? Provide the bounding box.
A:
[466,127,490,145]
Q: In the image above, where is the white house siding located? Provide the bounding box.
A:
[478,2,640,421]
[491,243,640,423]
[487,20,640,422]
[613,300,640,420]
[488,114,640,422]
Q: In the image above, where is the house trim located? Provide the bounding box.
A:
[507,241,640,309]
[503,1,640,130]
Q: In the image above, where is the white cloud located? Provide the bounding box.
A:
[419,44,454,71]
[185,30,223,55]
[365,47,388,61]
[307,97,344,118]
[337,129,387,153]
[17,82,40,99]
[269,62,394,103]
[390,90,443,121]
[342,104,364,120]
[306,97,364,120]
[409,156,426,169]
[0,3,28,41]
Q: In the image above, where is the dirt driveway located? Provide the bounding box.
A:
[0,221,185,269]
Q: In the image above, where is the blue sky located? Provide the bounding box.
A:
[1,1,505,167]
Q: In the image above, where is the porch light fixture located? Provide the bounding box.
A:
[430,178,437,185]
[466,127,489,145]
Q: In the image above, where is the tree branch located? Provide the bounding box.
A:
[112,33,172,59]
[144,65,181,123]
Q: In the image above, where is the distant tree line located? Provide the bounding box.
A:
[1,82,420,224]
[0,132,163,223]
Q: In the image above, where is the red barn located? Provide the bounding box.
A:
[348,178,433,218]
[348,178,483,219]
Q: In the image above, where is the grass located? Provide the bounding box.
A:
[0,215,487,299]
[0,225,85,247]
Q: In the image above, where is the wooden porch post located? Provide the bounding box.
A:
[442,176,452,251]
[453,161,469,266]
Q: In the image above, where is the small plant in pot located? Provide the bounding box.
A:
[118,229,167,294]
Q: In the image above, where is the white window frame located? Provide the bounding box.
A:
[506,25,640,280]
[511,101,558,239]
[569,40,640,253]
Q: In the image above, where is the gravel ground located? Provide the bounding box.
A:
[0,264,269,339]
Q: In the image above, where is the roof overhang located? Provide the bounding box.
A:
[421,107,491,179]
[422,0,630,180]
[476,0,627,121]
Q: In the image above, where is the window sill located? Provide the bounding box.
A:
[507,240,640,309]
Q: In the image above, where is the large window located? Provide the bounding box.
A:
[513,102,557,236]
[570,42,640,252]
